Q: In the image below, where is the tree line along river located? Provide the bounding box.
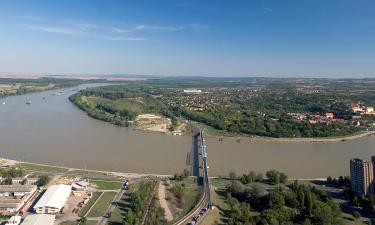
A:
[0,84,374,179]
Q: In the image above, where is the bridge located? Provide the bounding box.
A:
[199,130,212,209]
[175,130,212,225]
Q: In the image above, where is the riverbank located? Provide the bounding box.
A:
[204,129,375,143]
[1,158,331,181]
[0,77,86,98]
[0,158,171,179]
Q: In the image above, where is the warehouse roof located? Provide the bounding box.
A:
[33,184,71,210]
[21,214,55,225]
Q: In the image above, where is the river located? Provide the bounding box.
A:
[0,84,374,178]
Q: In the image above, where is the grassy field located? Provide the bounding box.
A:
[87,192,117,217]
[78,192,103,217]
[209,178,231,188]
[91,179,123,190]
[87,96,145,114]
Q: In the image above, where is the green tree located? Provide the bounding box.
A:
[305,191,313,216]
[297,187,305,209]
[37,175,50,187]
[266,170,280,184]
[312,202,333,225]
[268,190,285,209]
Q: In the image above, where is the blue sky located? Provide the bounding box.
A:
[1,0,375,77]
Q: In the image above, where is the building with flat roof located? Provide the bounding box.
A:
[33,184,71,214]
[0,185,37,198]
[350,158,374,195]
[21,214,55,225]
[0,185,37,214]
[10,177,39,186]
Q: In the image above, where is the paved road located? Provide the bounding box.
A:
[97,188,126,225]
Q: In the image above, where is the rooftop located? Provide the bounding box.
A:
[33,184,71,210]
[21,214,55,225]
[0,185,36,192]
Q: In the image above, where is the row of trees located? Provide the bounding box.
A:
[123,180,167,225]
[226,179,342,225]
[230,170,288,185]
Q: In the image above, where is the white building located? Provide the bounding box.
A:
[183,89,202,94]
[33,184,71,214]
[72,180,90,191]
[21,214,55,225]
[366,107,374,114]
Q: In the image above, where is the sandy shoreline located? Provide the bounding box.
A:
[1,158,171,179]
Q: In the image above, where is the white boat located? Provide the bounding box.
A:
[26,100,32,105]
[2,102,5,105]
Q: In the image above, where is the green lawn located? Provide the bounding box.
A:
[79,192,102,217]
[210,178,231,188]
[91,179,123,190]
[87,192,117,217]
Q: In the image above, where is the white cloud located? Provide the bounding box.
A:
[23,17,207,41]
[261,6,273,13]
[110,27,132,34]
[134,23,208,32]
[185,23,208,32]
[135,25,183,31]
[27,25,145,41]
[27,25,78,35]
[22,16,44,21]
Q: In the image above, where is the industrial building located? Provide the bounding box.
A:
[0,185,37,214]
[0,185,37,198]
[21,214,55,225]
[11,177,39,186]
[33,184,71,214]
[0,177,38,186]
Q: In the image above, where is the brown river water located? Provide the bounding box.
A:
[0,84,374,178]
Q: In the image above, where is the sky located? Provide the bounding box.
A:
[0,0,375,78]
